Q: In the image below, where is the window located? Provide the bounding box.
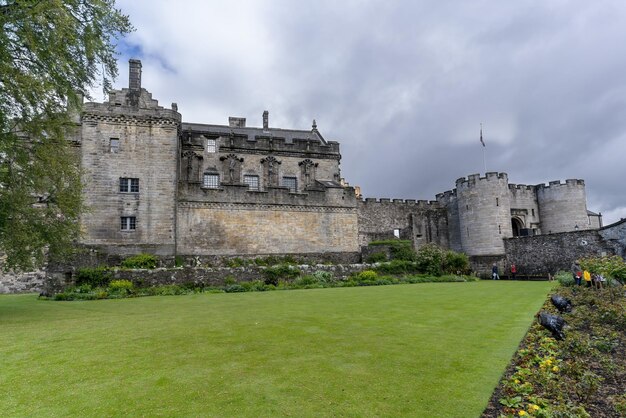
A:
[110,138,120,153]
[203,173,220,188]
[282,176,297,193]
[119,178,139,193]
[120,216,136,231]
[207,139,216,153]
[244,175,259,191]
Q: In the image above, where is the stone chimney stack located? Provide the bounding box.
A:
[129,59,142,91]
[263,110,269,130]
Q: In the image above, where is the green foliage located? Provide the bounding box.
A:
[580,255,626,282]
[555,270,575,287]
[368,240,416,261]
[224,257,249,268]
[0,0,133,270]
[174,256,184,268]
[415,244,445,276]
[312,270,334,282]
[374,260,418,275]
[442,250,469,274]
[75,266,111,287]
[366,251,388,263]
[108,280,134,294]
[262,264,301,285]
[121,254,158,269]
[253,255,299,266]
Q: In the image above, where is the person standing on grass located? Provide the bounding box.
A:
[510,264,517,279]
[492,263,500,280]
[571,260,582,286]
[583,269,592,288]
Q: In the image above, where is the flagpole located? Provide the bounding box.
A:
[481,123,486,173]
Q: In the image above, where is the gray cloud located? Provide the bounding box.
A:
[114,0,626,224]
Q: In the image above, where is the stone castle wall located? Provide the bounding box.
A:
[357,199,449,249]
[79,94,180,255]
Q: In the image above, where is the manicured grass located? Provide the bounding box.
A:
[0,281,553,417]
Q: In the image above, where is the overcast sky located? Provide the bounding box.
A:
[109,0,626,225]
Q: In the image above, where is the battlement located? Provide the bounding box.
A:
[360,197,440,208]
[435,189,457,201]
[455,172,508,188]
[508,183,535,191]
[536,179,585,189]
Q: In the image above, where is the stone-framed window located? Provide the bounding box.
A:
[207,138,217,153]
[119,177,139,193]
[244,174,259,191]
[120,216,136,231]
[203,173,220,189]
[282,176,297,193]
[110,138,120,153]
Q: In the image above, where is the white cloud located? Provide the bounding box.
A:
[108,0,626,220]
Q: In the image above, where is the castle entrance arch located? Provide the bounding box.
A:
[511,217,524,237]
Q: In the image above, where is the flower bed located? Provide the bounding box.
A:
[482,284,626,417]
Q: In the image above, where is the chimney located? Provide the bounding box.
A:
[129,59,142,91]
[263,110,269,130]
[228,117,246,128]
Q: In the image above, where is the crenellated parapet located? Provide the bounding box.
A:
[535,179,585,189]
[455,172,508,190]
[360,197,441,208]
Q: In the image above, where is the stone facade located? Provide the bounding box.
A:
[7,59,621,293]
[72,60,606,264]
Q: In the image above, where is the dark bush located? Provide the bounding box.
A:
[75,266,112,287]
[263,264,301,284]
[366,251,388,263]
[368,240,416,261]
[121,253,158,269]
[443,250,469,274]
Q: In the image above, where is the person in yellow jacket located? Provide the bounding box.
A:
[583,270,592,288]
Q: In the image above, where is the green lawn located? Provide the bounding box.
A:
[0,281,553,417]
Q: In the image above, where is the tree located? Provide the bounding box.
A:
[0,0,133,270]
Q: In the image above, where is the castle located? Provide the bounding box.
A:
[74,60,602,265]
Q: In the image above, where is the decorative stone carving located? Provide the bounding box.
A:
[299,159,318,188]
[260,156,281,187]
[219,154,244,184]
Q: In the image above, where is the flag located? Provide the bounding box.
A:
[480,125,485,147]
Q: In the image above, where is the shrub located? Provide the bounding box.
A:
[555,271,575,287]
[368,240,416,261]
[312,270,334,283]
[108,280,134,294]
[580,255,626,282]
[224,257,248,268]
[121,253,158,269]
[415,244,445,276]
[75,266,112,287]
[174,256,184,267]
[224,284,246,293]
[366,251,388,263]
[263,264,301,285]
[443,250,469,274]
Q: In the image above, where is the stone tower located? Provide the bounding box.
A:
[79,59,181,255]
[456,172,512,256]
[536,179,591,233]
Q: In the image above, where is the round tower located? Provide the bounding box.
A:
[536,179,590,233]
[456,172,512,256]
